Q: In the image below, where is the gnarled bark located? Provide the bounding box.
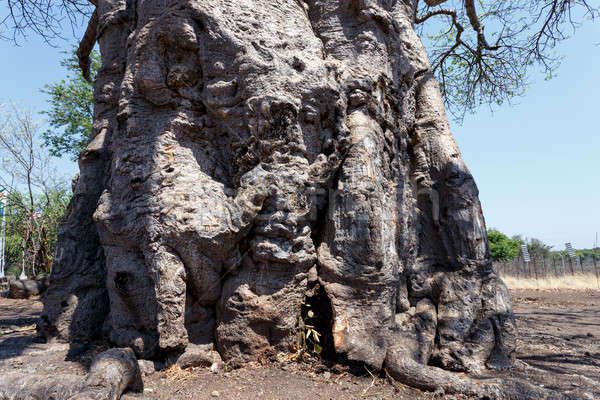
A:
[40,0,519,396]
[0,348,141,400]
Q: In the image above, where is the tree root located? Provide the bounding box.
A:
[69,348,142,400]
[384,349,571,400]
[0,373,82,400]
[384,349,495,398]
[0,348,141,400]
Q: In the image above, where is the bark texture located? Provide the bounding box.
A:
[0,348,141,400]
[40,0,517,394]
[9,278,47,299]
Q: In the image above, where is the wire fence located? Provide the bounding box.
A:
[494,253,600,281]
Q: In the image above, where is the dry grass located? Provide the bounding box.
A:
[500,273,600,290]
[163,365,195,382]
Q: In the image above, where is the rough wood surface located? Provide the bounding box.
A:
[0,348,141,400]
[9,279,46,299]
[39,0,521,396]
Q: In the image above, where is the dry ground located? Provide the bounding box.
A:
[502,273,600,290]
[0,290,598,399]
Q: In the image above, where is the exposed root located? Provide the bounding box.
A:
[69,348,142,400]
[384,348,572,400]
[0,348,141,400]
[0,372,82,399]
[385,350,494,398]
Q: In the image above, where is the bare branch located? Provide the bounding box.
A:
[423,0,449,6]
[415,0,598,119]
[1,0,93,44]
[416,8,458,24]
[77,9,98,82]
[464,0,500,52]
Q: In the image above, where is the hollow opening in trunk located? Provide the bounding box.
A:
[301,282,335,359]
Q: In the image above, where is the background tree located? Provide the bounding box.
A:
[2,188,70,277]
[39,187,71,266]
[0,104,69,277]
[575,248,600,260]
[487,228,520,262]
[41,49,100,160]
[526,237,554,260]
[511,235,553,260]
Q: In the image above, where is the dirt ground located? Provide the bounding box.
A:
[495,289,600,399]
[0,290,598,399]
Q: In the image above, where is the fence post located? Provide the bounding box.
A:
[568,257,575,276]
[542,256,547,277]
[593,254,599,289]
[520,256,524,278]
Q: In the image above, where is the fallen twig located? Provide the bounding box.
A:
[361,366,377,397]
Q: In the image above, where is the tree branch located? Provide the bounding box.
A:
[415,8,457,25]
[77,9,98,82]
[464,0,500,54]
[423,0,448,6]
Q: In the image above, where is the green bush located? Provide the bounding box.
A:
[487,229,520,262]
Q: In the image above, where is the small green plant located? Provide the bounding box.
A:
[300,302,323,355]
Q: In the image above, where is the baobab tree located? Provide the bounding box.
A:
[4,0,591,397]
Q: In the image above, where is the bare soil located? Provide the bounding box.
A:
[0,290,598,399]
[495,289,600,399]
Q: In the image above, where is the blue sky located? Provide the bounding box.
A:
[452,21,600,250]
[0,16,598,250]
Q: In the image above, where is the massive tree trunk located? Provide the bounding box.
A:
[39,0,518,395]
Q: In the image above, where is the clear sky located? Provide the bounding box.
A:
[0,15,598,250]
[451,21,600,250]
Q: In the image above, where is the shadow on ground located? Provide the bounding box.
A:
[0,290,598,399]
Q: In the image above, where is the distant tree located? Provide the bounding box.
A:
[40,187,71,263]
[487,229,520,262]
[511,234,524,244]
[576,248,600,259]
[511,235,553,261]
[3,188,70,276]
[41,48,100,160]
[0,104,50,212]
[526,238,553,261]
[0,104,68,277]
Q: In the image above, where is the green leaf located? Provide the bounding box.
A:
[313,343,322,354]
[40,47,100,160]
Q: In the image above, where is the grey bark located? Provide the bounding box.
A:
[69,348,143,400]
[40,0,520,396]
[0,348,141,400]
[9,279,46,298]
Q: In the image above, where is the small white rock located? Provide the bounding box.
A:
[210,362,220,373]
[211,390,220,397]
